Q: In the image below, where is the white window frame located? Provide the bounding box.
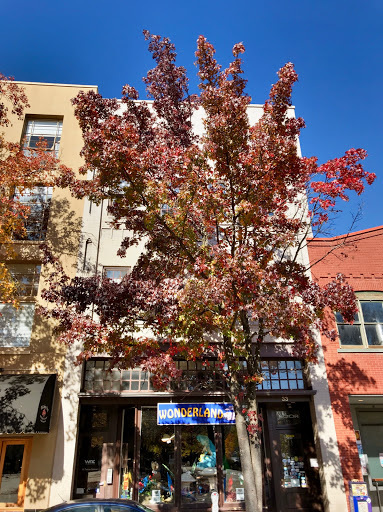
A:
[103,266,130,283]
[336,292,383,349]
[23,118,63,157]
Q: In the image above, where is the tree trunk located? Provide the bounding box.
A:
[234,404,263,512]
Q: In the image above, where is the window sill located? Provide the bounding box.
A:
[337,348,383,353]
[0,347,31,355]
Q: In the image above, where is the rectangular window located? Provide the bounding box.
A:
[23,118,63,157]
[7,263,41,297]
[0,303,35,347]
[103,267,130,283]
[336,300,383,348]
[13,186,53,241]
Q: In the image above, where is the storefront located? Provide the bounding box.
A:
[0,373,56,509]
[72,359,323,511]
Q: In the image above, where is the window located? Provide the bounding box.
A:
[103,267,130,283]
[23,118,63,157]
[336,298,383,347]
[7,263,41,297]
[13,186,53,241]
[0,303,35,347]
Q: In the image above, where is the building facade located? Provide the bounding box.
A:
[0,81,97,511]
[308,226,383,512]
[0,87,350,512]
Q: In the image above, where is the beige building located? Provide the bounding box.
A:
[0,81,97,512]
[0,86,348,512]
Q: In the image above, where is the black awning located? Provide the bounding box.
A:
[0,374,56,434]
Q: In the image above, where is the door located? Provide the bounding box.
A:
[267,404,322,512]
[0,438,32,509]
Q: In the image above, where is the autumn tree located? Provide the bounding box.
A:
[42,33,375,512]
[0,75,59,305]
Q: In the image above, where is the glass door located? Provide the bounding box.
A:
[267,404,322,512]
[0,438,32,508]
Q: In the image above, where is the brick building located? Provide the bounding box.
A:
[308,225,383,511]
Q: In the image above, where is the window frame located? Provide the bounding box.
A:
[0,438,32,509]
[22,117,63,158]
[336,292,383,349]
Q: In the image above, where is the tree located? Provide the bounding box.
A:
[0,74,58,305]
[42,33,375,512]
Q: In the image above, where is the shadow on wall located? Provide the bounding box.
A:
[308,355,376,495]
[0,198,85,504]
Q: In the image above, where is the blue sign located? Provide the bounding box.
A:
[157,402,235,425]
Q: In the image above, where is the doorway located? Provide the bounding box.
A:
[0,438,32,509]
[266,403,322,512]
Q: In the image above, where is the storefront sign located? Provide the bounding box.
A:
[157,403,235,425]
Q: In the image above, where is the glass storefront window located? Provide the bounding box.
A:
[139,408,175,506]
[74,406,110,496]
[222,425,245,502]
[181,425,217,504]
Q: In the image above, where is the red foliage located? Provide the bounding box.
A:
[44,33,375,401]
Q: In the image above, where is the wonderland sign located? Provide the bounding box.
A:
[157,402,235,425]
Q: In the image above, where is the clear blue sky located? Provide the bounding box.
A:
[2,0,382,236]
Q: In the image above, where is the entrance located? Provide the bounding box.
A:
[73,402,322,511]
[0,438,32,509]
[266,403,323,512]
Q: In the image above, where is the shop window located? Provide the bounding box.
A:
[180,424,217,504]
[138,408,175,506]
[336,299,383,348]
[13,186,53,241]
[222,424,245,503]
[7,263,41,297]
[0,302,35,347]
[74,406,110,497]
[23,118,63,157]
[0,438,32,508]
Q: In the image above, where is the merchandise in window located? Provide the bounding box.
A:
[139,408,175,506]
[336,300,383,347]
[0,303,35,347]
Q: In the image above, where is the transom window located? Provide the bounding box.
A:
[23,118,63,157]
[336,298,383,348]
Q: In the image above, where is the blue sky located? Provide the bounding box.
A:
[2,0,382,236]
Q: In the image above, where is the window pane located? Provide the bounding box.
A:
[139,408,175,506]
[365,325,383,346]
[24,119,62,157]
[0,303,35,347]
[181,425,217,505]
[335,311,359,323]
[0,444,24,504]
[337,324,363,346]
[222,425,244,502]
[361,302,383,323]
[13,186,52,241]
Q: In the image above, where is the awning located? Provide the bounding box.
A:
[0,374,56,434]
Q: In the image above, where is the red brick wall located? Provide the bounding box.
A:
[308,226,383,504]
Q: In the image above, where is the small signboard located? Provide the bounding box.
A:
[157,403,235,425]
[236,488,245,501]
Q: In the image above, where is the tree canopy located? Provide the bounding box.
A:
[41,33,375,511]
